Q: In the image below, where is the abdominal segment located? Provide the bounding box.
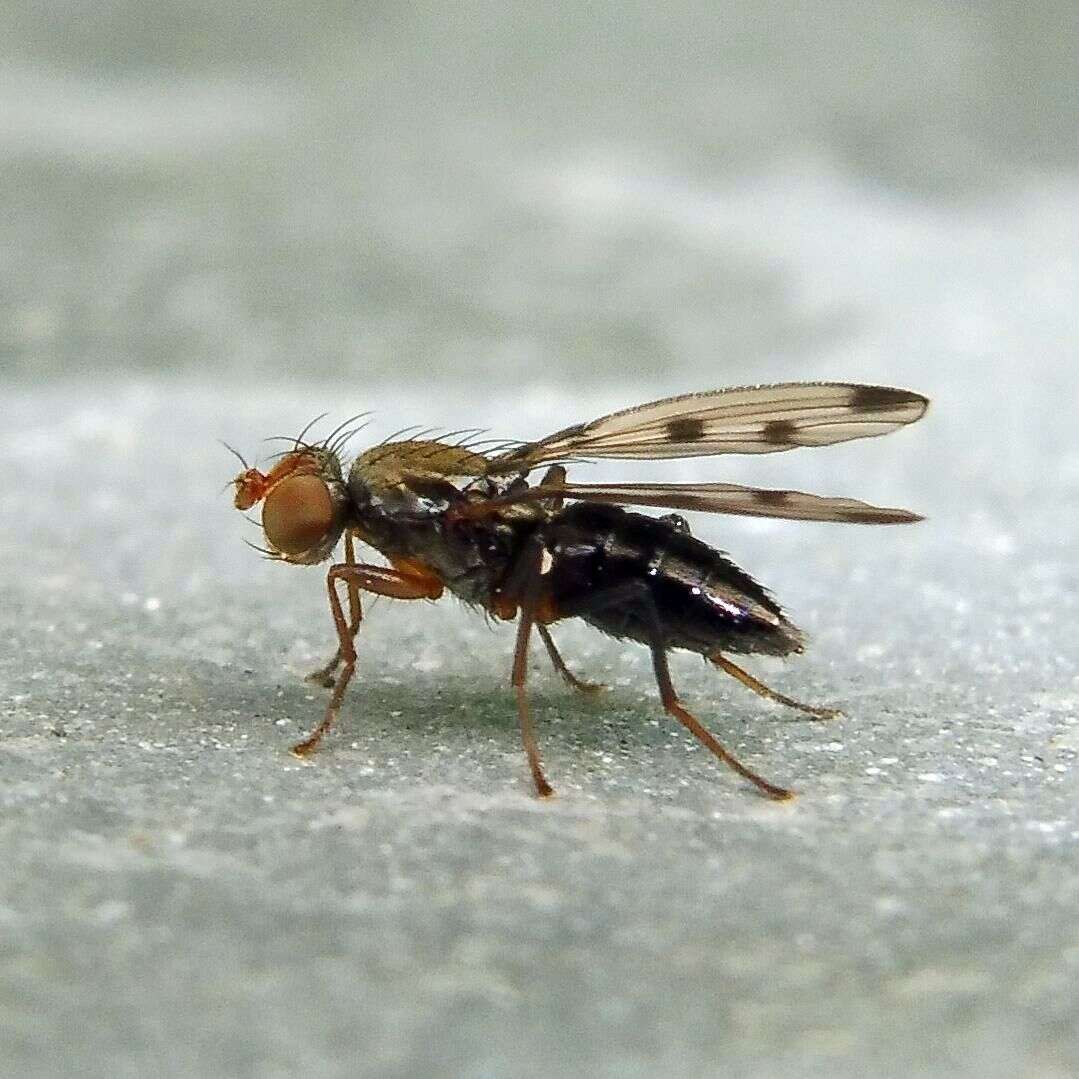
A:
[540,503,804,657]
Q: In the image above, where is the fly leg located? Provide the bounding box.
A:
[710,654,842,721]
[501,536,558,797]
[291,561,443,758]
[512,602,555,799]
[305,531,363,688]
[532,467,606,695]
[505,470,588,795]
[536,624,606,695]
[560,581,793,800]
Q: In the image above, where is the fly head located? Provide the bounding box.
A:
[230,445,350,565]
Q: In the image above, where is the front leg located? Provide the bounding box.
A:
[291,561,443,758]
[305,531,362,688]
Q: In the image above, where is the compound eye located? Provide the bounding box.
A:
[262,474,335,557]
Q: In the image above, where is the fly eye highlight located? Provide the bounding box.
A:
[262,474,337,557]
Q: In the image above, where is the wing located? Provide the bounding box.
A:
[475,480,923,524]
[484,382,928,473]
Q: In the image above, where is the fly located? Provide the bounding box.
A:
[229,382,928,800]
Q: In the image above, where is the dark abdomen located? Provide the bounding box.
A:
[542,504,803,657]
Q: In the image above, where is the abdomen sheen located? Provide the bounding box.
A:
[541,504,804,658]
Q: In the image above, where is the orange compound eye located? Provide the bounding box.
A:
[262,474,336,557]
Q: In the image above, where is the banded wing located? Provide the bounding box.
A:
[484,383,928,472]
[475,480,923,525]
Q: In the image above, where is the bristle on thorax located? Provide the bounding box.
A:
[352,440,490,486]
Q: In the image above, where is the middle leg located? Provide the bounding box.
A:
[504,536,557,797]
[536,623,607,695]
[512,602,555,798]
[530,471,609,695]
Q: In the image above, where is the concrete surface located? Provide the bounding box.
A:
[3,4,1079,1077]
[2,364,1077,1077]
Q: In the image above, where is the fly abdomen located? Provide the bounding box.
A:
[542,503,803,657]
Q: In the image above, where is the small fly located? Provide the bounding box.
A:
[229,382,928,799]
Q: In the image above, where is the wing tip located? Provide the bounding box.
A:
[851,508,925,525]
[848,384,929,419]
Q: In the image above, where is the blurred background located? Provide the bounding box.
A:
[3,4,1079,1077]
[4,0,1077,391]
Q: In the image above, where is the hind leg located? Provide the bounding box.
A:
[710,654,841,720]
[560,581,793,800]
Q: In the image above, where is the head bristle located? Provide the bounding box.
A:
[322,412,372,452]
[220,440,249,470]
[293,412,329,449]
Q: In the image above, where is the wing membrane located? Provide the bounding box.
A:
[485,383,928,472]
[484,480,923,525]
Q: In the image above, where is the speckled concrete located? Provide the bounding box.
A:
[3,4,1079,1076]
[2,364,1077,1077]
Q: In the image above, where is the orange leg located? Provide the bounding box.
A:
[512,599,555,798]
[559,579,793,799]
[529,474,607,692]
[536,624,606,695]
[503,536,559,798]
[711,654,842,721]
[291,561,443,758]
[497,478,575,798]
[305,532,362,688]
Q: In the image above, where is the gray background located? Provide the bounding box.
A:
[2,4,1078,1076]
